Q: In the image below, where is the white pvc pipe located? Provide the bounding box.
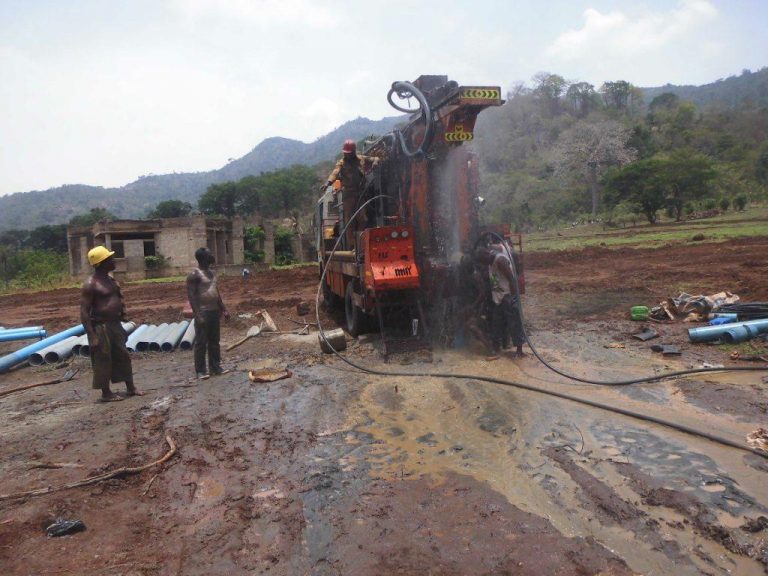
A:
[179,322,196,350]
[150,323,176,352]
[125,324,149,352]
[78,322,136,357]
[161,321,189,352]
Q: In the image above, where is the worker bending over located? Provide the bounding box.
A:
[475,246,525,359]
[80,246,143,402]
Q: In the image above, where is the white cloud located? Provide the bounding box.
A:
[548,0,718,60]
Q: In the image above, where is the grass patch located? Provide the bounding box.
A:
[127,276,187,285]
[270,262,319,271]
[525,206,768,252]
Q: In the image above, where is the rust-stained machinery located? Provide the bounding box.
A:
[316,75,520,354]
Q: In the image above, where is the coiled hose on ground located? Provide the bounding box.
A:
[315,196,768,459]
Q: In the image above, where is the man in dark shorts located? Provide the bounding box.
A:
[80,245,144,402]
[187,247,230,379]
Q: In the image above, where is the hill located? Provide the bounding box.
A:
[641,67,768,109]
[0,115,402,231]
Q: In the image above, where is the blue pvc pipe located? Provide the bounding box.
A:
[0,324,86,373]
[0,326,44,334]
[720,325,760,344]
[688,318,768,343]
[0,329,47,343]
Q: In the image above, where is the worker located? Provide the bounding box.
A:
[187,247,231,380]
[80,246,143,402]
[324,139,378,246]
[458,254,496,358]
[475,245,525,359]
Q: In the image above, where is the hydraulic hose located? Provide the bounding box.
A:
[480,231,768,386]
[314,197,768,459]
[387,81,434,158]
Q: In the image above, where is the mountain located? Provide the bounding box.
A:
[641,67,768,109]
[0,115,402,232]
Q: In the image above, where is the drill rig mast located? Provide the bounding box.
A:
[316,75,506,353]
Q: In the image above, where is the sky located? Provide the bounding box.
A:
[1,0,766,196]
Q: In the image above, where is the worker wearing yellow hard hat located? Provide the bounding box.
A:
[87,245,115,267]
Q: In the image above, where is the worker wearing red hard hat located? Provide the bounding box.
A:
[323,139,379,246]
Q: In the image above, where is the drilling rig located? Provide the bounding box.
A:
[316,75,520,355]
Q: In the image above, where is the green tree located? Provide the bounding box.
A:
[148,199,193,218]
[532,72,568,116]
[199,182,239,217]
[68,207,117,227]
[27,224,68,253]
[605,159,667,224]
[565,82,600,117]
[600,81,632,112]
[552,120,637,217]
[662,151,718,221]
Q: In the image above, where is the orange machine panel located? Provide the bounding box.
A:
[362,226,421,292]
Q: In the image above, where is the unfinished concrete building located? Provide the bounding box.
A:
[67,216,244,281]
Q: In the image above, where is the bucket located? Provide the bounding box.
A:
[319,329,346,354]
[630,306,650,321]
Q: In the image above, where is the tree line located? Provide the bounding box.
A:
[475,72,768,229]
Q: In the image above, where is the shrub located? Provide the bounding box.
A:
[719,197,730,211]
[733,194,748,211]
[703,198,717,210]
[144,254,167,270]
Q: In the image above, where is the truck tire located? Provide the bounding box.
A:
[345,281,365,337]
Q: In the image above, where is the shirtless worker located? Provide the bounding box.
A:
[475,245,525,359]
[187,247,230,379]
[80,245,144,402]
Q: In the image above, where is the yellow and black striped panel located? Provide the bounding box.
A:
[459,87,503,105]
[444,123,474,142]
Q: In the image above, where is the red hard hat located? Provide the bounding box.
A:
[342,139,356,154]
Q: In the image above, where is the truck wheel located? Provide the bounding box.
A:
[345,281,365,337]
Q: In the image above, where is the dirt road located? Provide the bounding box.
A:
[1,237,767,575]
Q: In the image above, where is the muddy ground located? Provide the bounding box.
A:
[1,236,767,576]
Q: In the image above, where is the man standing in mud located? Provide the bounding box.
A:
[187,247,230,379]
[475,246,525,359]
[81,246,143,402]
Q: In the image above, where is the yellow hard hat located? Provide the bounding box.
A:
[87,245,115,266]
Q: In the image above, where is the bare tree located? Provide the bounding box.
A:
[552,120,637,217]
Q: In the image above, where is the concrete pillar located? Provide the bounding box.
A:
[263,222,275,265]
[79,237,89,275]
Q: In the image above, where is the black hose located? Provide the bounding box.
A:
[387,81,434,158]
[314,197,768,459]
[480,231,768,386]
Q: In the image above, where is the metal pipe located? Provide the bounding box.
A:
[179,322,196,350]
[688,318,768,343]
[78,322,136,357]
[161,321,189,352]
[0,324,86,373]
[138,323,167,352]
[151,323,177,352]
[0,329,47,343]
[125,324,149,352]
